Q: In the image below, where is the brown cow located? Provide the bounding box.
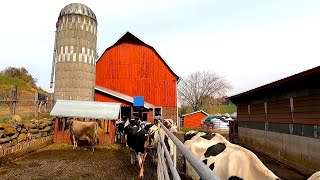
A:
[69,119,98,154]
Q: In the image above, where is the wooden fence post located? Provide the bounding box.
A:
[10,85,17,116]
[34,92,39,117]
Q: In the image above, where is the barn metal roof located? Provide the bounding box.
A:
[228,66,320,103]
[50,100,120,119]
[95,85,154,109]
[59,3,96,20]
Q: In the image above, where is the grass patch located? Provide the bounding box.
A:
[0,113,52,124]
[218,104,236,114]
[0,117,11,124]
[180,127,201,133]
[0,74,29,91]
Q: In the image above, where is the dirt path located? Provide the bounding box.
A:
[0,144,157,180]
[256,152,308,180]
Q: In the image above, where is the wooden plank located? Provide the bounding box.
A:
[268,107,291,113]
[266,118,292,123]
[293,118,320,125]
[250,114,265,118]
[249,117,266,122]
[294,99,320,107]
[294,105,320,113]
[294,95,320,102]
[294,112,320,119]
[267,113,292,118]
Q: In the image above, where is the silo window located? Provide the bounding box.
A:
[79,54,82,62]
[154,107,162,117]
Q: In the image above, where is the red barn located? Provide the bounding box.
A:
[95,32,179,122]
[181,110,208,128]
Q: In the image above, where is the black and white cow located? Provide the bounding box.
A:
[184,131,280,180]
[115,118,125,143]
[124,118,151,178]
[308,171,320,180]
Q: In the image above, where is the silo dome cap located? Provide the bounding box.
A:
[59,3,96,21]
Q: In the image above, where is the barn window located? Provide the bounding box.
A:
[154,107,162,117]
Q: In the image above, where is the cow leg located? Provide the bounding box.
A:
[152,148,157,164]
[72,135,77,149]
[91,141,95,154]
[125,134,128,147]
[130,149,135,164]
[137,152,147,179]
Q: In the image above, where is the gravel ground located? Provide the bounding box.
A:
[0,144,157,180]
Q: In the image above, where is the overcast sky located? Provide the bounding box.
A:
[0,0,319,96]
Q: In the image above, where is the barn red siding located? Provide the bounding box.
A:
[183,112,207,128]
[96,41,177,108]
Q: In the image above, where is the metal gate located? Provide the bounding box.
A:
[156,121,220,180]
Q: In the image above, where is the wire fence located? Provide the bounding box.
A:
[0,85,54,119]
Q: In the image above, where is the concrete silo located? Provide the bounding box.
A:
[50,3,97,101]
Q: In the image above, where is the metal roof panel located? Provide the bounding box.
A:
[50,100,120,119]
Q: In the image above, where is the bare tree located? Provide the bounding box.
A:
[178,71,231,111]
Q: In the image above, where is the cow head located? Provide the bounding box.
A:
[163,119,174,129]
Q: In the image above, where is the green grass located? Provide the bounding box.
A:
[180,127,201,133]
[0,74,29,91]
[218,104,237,114]
[0,113,52,124]
[0,117,11,124]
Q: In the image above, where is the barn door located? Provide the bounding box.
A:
[54,117,71,144]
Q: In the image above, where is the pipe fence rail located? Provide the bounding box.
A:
[157,121,220,180]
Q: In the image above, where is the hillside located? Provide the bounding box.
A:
[0,74,46,97]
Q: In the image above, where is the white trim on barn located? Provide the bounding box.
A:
[181,110,209,117]
[94,85,154,109]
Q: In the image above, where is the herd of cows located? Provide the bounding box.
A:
[67,118,320,180]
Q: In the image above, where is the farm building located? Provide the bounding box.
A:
[228,66,320,174]
[181,110,208,128]
[95,32,179,123]
[50,3,179,146]
[50,100,121,145]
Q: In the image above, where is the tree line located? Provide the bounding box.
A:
[0,67,38,88]
[178,70,232,114]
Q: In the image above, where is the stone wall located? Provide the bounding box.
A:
[238,127,320,175]
[0,116,55,164]
[0,136,53,164]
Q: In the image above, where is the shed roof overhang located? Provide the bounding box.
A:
[228,66,320,104]
[94,85,154,109]
[50,100,121,119]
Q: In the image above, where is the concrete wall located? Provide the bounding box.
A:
[0,136,53,165]
[239,127,320,175]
